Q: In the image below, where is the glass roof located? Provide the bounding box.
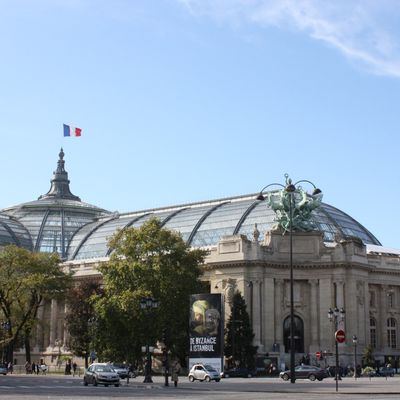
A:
[0,214,33,250]
[66,194,381,260]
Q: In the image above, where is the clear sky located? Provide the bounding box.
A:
[1,0,400,248]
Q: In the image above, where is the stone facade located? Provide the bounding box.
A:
[22,230,400,369]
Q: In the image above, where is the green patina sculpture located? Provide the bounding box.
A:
[267,174,323,233]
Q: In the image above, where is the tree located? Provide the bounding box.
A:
[0,245,72,362]
[93,217,208,364]
[65,279,103,367]
[225,291,257,368]
[363,345,375,367]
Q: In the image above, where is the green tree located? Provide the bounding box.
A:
[0,245,71,362]
[93,218,208,364]
[362,345,375,367]
[225,291,257,368]
[65,279,103,367]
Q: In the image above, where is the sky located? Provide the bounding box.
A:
[1,0,400,248]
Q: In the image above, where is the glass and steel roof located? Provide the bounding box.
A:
[0,213,33,250]
[0,149,382,261]
[67,192,381,261]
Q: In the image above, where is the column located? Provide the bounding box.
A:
[319,278,333,352]
[253,281,261,346]
[263,277,275,352]
[63,301,70,348]
[309,279,319,351]
[275,279,284,350]
[378,286,387,350]
[48,299,58,349]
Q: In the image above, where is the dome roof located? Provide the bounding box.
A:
[1,149,110,258]
[67,192,381,261]
[1,150,381,261]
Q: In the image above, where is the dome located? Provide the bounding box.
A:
[68,192,381,261]
[1,150,381,261]
[1,149,110,258]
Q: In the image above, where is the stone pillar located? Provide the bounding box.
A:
[275,279,284,349]
[378,286,387,350]
[263,277,275,352]
[253,281,261,347]
[319,278,333,352]
[49,299,58,349]
[309,279,319,351]
[63,301,69,348]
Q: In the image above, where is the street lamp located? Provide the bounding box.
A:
[140,297,159,383]
[352,335,358,380]
[328,307,345,392]
[257,174,322,384]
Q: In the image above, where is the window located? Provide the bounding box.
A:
[370,318,377,348]
[387,318,397,349]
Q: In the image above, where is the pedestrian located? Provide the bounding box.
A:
[171,360,181,387]
[25,361,31,374]
[7,361,13,374]
[31,361,36,375]
[65,359,72,375]
[72,361,77,377]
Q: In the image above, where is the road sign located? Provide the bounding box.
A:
[316,351,321,359]
[335,329,346,343]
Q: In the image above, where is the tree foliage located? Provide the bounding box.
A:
[225,291,257,368]
[65,279,103,367]
[93,218,208,364]
[0,245,71,362]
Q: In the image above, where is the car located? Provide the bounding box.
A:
[378,366,395,377]
[110,363,131,379]
[222,367,256,378]
[0,364,8,375]
[83,363,120,387]
[279,365,329,381]
[188,364,221,382]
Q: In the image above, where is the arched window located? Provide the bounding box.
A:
[370,318,377,348]
[283,316,304,353]
[387,318,397,349]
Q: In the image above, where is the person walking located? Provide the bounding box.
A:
[72,361,77,377]
[171,361,181,387]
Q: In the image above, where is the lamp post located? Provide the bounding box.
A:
[328,307,345,392]
[140,297,159,383]
[352,335,358,380]
[257,175,322,384]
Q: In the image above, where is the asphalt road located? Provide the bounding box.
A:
[1,373,400,400]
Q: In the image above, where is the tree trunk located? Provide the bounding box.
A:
[25,334,31,363]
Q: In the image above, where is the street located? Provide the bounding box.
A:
[0,374,400,400]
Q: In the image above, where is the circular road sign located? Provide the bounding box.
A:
[316,351,321,359]
[335,329,346,343]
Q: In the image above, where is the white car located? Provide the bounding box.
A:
[188,364,220,382]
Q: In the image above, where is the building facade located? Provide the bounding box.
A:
[1,149,399,368]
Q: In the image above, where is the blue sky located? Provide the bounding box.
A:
[1,0,400,248]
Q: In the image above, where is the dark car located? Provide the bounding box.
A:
[222,367,256,378]
[378,367,395,377]
[279,365,328,381]
[83,363,120,387]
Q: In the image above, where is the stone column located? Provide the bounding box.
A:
[309,279,319,351]
[378,286,387,350]
[275,279,284,349]
[49,299,58,349]
[63,301,70,348]
[335,280,345,329]
[319,278,333,352]
[253,281,261,347]
[263,277,275,352]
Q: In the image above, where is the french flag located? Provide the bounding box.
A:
[63,124,82,137]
